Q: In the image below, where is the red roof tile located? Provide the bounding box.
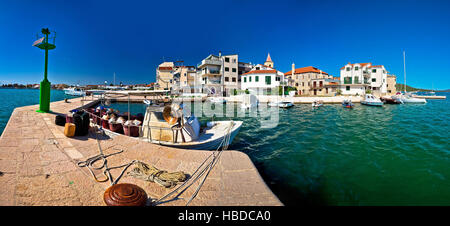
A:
[242,69,277,76]
[158,67,173,71]
[284,66,329,76]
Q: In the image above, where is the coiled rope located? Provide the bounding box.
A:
[127,161,187,188]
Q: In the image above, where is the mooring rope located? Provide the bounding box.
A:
[77,126,136,186]
[152,121,235,206]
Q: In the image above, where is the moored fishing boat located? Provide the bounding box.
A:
[141,104,242,150]
[312,100,324,108]
[342,99,354,108]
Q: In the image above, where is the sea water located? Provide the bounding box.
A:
[2,90,449,206]
[103,94,449,205]
[0,88,76,134]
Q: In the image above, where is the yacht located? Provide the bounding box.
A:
[361,94,383,106]
[392,92,427,104]
[396,51,426,104]
[64,87,86,96]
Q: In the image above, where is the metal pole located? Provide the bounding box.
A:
[403,51,406,93]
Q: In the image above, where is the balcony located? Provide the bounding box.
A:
[197,59,222,68]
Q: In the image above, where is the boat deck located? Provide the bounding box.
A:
[0,97,282,206]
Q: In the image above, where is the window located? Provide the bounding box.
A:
[232,77,236,82]
[232,68,236,72]
[302,82,304,86]
[265,76,271,85]
[249,76,252,82]
[346,67,350,71]
[296,83,299,86]
[232,59,237,63]
[372,78,376,82]
[276,77,280,81]
[225,57,230,62]
[225,67,229,72]
[184,73,187,77]
[225,77,229,82]
[256,67,260,70]
[255,76,259,82]
[354,77,359,84]
[344,77,352,84]
[355,66,359,71]
[244,77,247,83]
[346,86,350,91]
[372,69,377,73]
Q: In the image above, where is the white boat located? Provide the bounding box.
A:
[278,101,294,108]
[64,87,86,96]
[312,100,324,107]
[208,97,227,104]
[141,104,242,150]
[397,51,426,104]
[268,100,294,108]
[361,94,383,106]
[240,94,258,109]
[392,92,427,103]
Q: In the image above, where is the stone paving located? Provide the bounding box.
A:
[0,98,282,206]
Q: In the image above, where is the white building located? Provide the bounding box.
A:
[197,53,239,96]
[240,64,284,94]
[340,62,388,96]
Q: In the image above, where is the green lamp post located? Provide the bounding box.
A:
[33,28,56,113]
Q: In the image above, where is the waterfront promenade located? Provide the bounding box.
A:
[0,97,282,206]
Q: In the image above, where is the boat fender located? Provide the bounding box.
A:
[73,113,83,136]
[55,114,66,126]
[182,116,200,141]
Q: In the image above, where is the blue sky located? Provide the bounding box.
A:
[0,0,449,89]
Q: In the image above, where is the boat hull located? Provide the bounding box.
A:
[148,121,243,150]
[361,101,383,106]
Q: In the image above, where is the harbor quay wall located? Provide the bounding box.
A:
[0,97,282,206]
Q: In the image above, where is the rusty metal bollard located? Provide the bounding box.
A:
[103,183,148,206]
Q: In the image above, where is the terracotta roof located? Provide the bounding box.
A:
[242,69,277,76]
[284,66,329,76]
[158,67,173,71]
[369,65,383,68]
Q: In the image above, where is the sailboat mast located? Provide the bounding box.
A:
[403,51,406,93]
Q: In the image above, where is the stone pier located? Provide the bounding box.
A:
[0,98,282,206]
